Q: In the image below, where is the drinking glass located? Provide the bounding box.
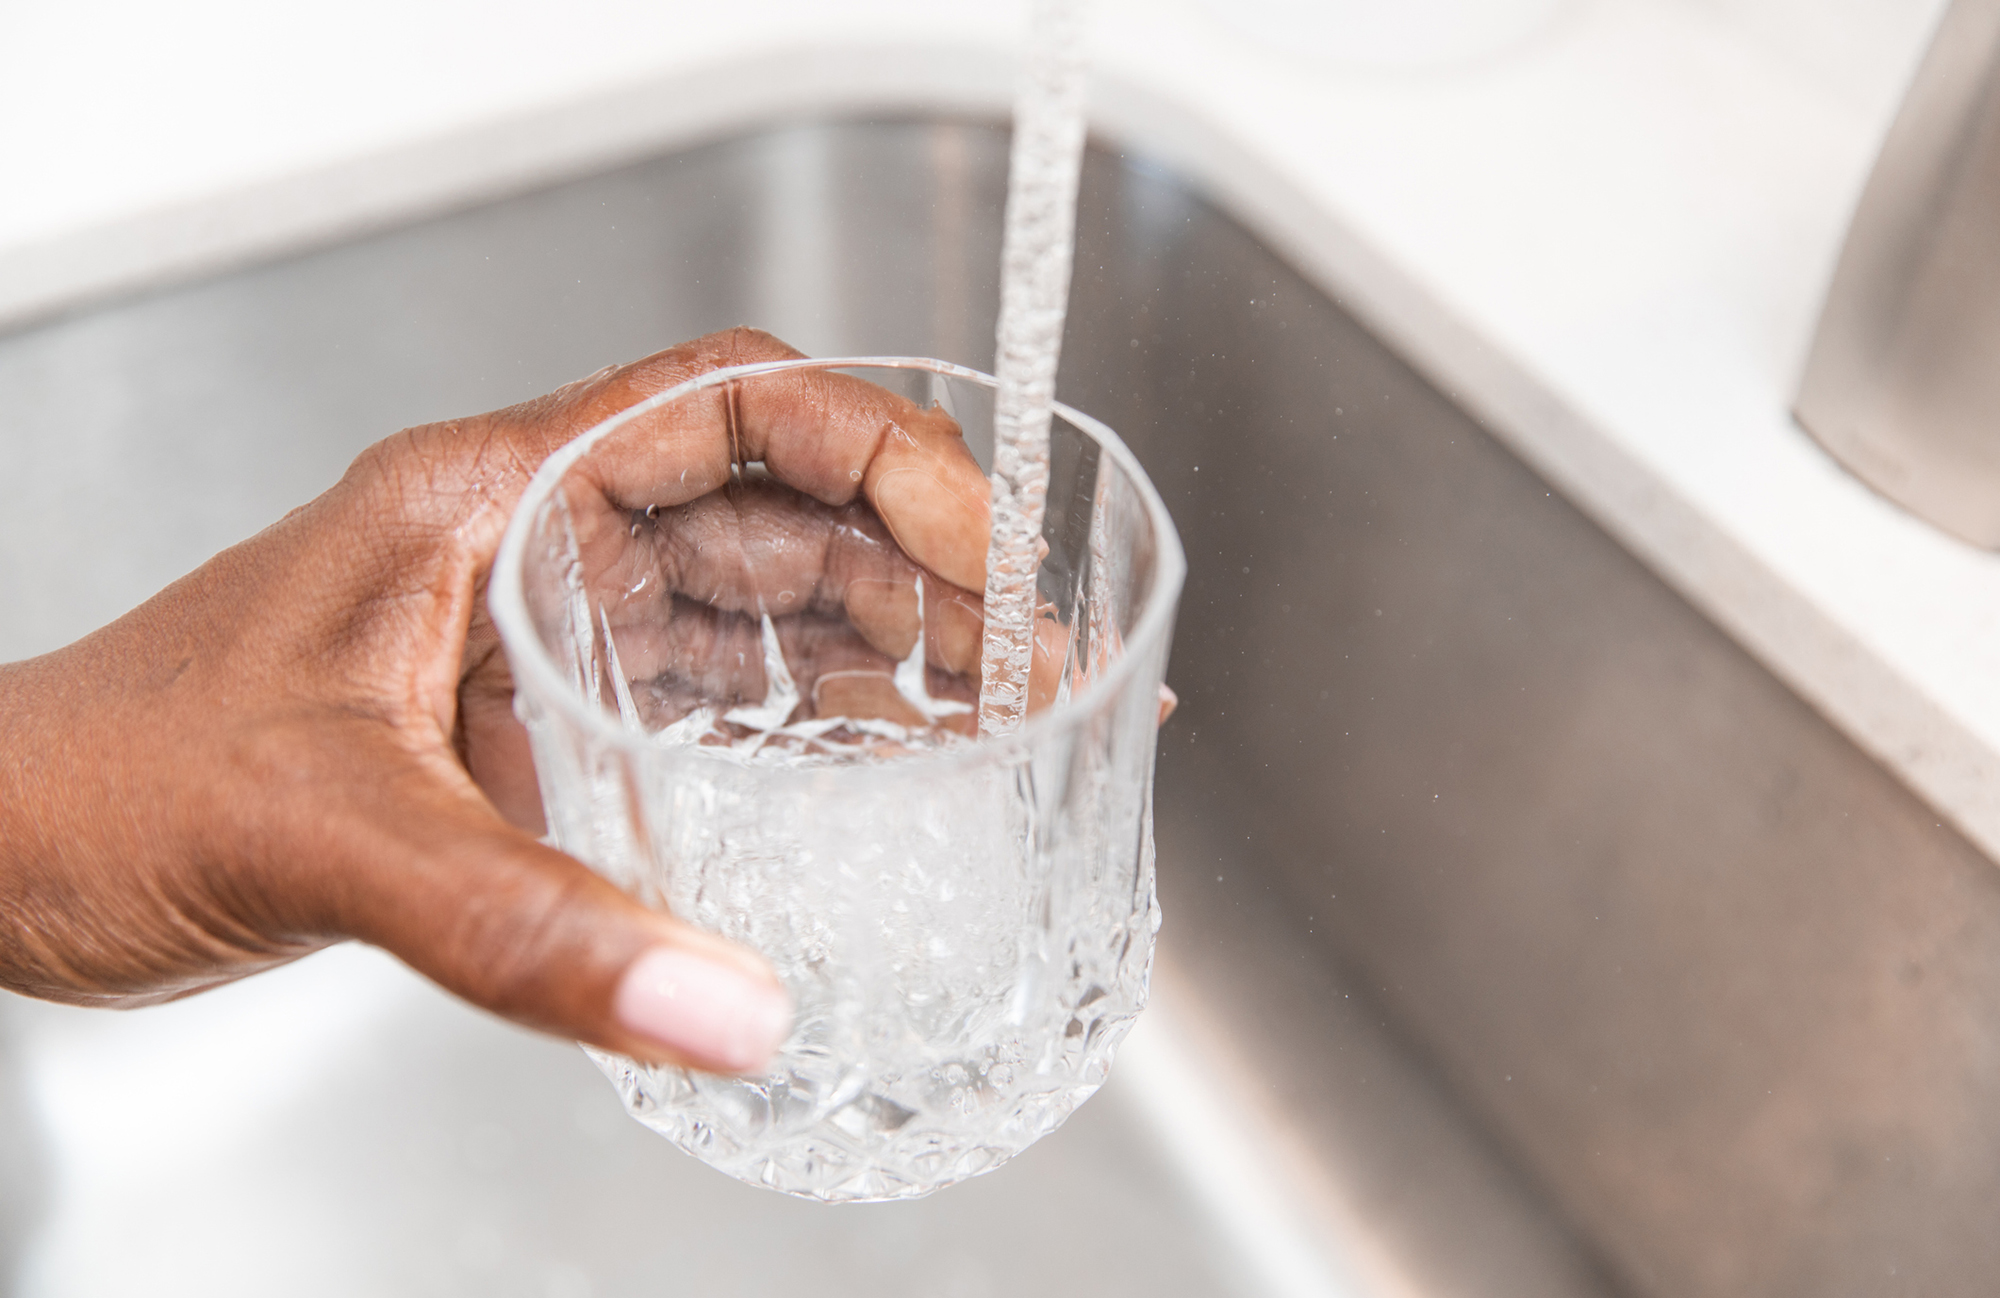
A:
[489,357,1184,1201]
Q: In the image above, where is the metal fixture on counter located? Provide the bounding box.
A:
[1795,0,2000,546]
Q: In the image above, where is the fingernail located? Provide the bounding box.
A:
[871,468,987,593]
[934,596,985,675]
[613,946,793,1073]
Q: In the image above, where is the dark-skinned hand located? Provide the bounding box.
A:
[0,329,1021,1074]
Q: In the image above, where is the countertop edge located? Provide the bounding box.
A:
[1096,70,2000,866]
[0,43,1020,337]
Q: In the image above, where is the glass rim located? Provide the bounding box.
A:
[488,355,1188,773]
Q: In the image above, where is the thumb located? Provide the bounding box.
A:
[321,782,792,1074]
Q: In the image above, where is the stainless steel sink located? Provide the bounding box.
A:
[4,117,1995,1298]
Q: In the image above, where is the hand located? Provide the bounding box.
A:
[0,329,996,1075]
[551,372,1004,747]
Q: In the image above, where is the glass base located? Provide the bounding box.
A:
[585,999,1145,1203]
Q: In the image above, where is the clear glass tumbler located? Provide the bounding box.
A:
[490,357,1184,1201]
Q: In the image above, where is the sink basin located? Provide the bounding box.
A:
[3,117,1994,1298]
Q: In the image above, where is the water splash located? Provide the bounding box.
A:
[583,575,972,769]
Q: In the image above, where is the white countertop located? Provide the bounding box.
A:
[9,0,1998,858]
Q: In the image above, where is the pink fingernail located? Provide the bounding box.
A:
[612,946,793,1073]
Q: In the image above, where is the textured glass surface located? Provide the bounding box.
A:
[492,358,1183,1202]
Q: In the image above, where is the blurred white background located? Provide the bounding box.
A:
[0,0,1943,262]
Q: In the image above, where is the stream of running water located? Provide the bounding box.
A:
[976,0,1091,738]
